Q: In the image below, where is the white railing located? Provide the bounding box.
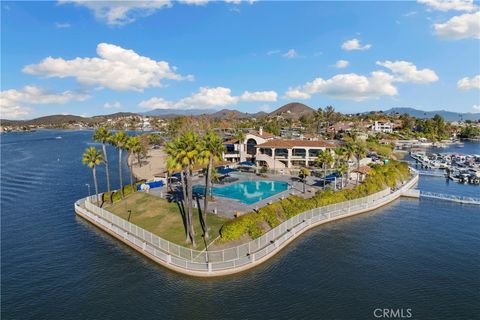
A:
[76,171,419,274]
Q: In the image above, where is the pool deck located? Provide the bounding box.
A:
[148,172,347,218]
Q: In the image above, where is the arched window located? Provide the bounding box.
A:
[246,138,257,155]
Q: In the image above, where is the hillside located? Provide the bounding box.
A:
[384,107,480,122]
[143,109,216,117]
[269,102,315,119]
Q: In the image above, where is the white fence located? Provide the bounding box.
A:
[76,172,418,274]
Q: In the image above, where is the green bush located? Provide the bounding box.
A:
[220,160,411,241]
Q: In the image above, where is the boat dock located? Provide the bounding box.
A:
[419,191,480,205]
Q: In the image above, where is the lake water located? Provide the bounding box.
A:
[1,130,479,320]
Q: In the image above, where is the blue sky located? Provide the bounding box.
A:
[1,0,479,119]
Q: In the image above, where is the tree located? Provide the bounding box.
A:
[166,131,203,247]
[82,147,104,205]
[314,107,324,134]
[126,136,141,191]
[298,168,310,193]
[337,161,349,189]
[110,131,129,198]
[93,127,112,192]
[234,130,246,156]
[344,142,355,185]
[201,131,225,240]
[315,149,334,188]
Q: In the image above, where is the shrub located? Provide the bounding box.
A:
[220,160,411,241]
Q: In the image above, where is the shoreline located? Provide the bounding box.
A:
[75,173,419,277]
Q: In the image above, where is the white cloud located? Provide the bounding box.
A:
[61,0,256,25]
[240,90,277,102]
[103,101,122,109]
[376,60,439,83]
[418,0,477,12]
[283,49,298,59]
[457,75,480,89]
[283,88,312,100]
[434,11,480,39]
[60,1,173,26]
[341,38,372,51]
[0,85,89,119]
[178,0,210,5]
[404,11,418,17]
[334,60,350,68]
[23,43,193,92]
[139,87,278,110]
[472,104,480,112]
[285,72,398,101]
[267,49,281,56]
[285,60,440,101]
[55,22,71,28]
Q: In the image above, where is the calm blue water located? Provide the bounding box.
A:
[195,180,289,204]
[1,130,479,320]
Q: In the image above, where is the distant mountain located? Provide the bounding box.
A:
[209,109,253,119]
[269,102,315,119]
[142,109,217,117]
[383,107,480,122]
[9,114,97,126]
[92,112,140,119]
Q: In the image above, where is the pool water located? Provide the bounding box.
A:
[194,180,289,204]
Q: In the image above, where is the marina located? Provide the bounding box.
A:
[409,151,480,185]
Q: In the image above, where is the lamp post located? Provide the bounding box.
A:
[85,183,91,199]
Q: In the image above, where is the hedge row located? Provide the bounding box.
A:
[220,161,410,242]
[101,183,142,205]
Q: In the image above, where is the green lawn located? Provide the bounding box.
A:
[104,192,228,250]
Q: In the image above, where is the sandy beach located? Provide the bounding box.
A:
[130,148,166,181]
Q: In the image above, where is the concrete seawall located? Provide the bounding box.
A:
[75,173,419,277]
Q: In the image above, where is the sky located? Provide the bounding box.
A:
[1,0,480,120]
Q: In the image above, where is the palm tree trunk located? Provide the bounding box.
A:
[356,155,360,185]
[118,148,124,197]
[323,165,327,189]
[128,151,134,192]
[137,153,141,167]
[186,169,196,247]
[203,156,213,240]
[93,166,99,205]
[180,169,191,244]
[102,143,111,193]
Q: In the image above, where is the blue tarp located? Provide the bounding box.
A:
[324,171,340,181]
[238,161,255,166]
[137,180,164,190]
[217,167,236,175]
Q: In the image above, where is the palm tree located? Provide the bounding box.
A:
[166,131,203,247]
[298,168,310,193]
[314,107,324,134]
[166,138,189,241]
[82,147,104,205]
[316,149,334,188]
[344,141,356,185]
[201,130,225,240]
[93,127,112,192]
[234,130,246,158]
[110,131,129,198]
[126,136,141,192]
[338,162,349,189]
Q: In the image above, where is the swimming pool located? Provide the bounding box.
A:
[193,180,289,204]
